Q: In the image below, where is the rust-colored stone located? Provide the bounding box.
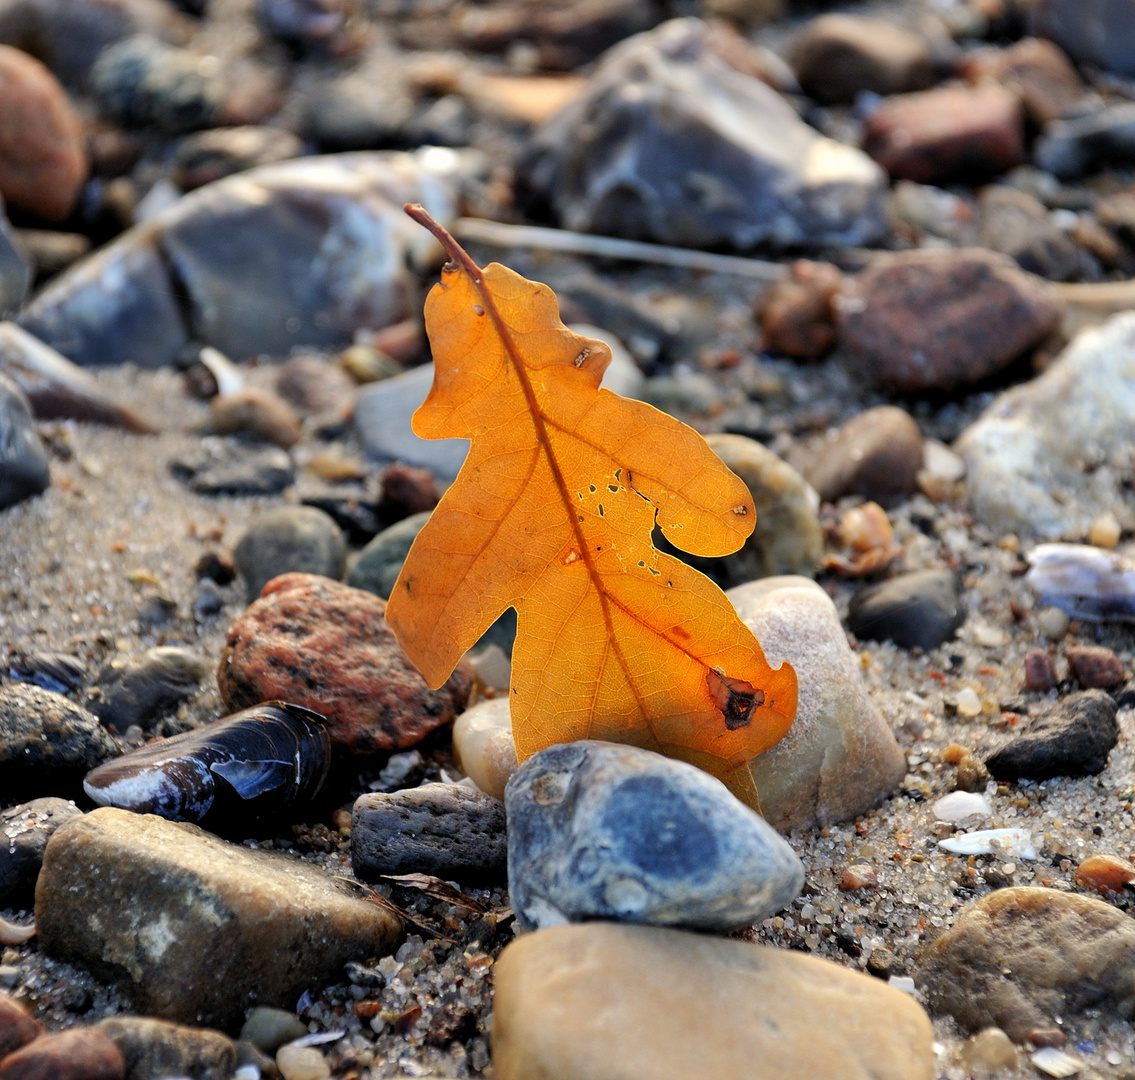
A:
[0,996,40,1059]
[839,864,879,891]
[1023,648,1057,691]
[380,463,439,520]
[757,260,843,360]
[1065,644,1125,689]
[217,572,472,755]
[0,1028,124,1080]
[0,46,87,220]
[1075,854,1135,893]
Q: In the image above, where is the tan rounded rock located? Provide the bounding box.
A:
[1075,854,1135,893]
[452,696,517,799]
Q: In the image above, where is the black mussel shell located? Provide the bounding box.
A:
[82,702,331,830]
[8,650,87,694]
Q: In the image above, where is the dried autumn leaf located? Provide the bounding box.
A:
[386,206,797,808]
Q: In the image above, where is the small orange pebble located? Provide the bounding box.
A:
[839,865,879,891]
[353,1001,382,1019]
[111,541,127,553]
[1074,854,1135,893]
[942,743,969,764]
[927,670,947,685]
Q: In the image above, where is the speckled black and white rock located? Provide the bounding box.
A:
[0,797,81,905]
[352,783,507,883]
[91,646,208,731]
[234,505,347,602]
[982,690,1118,780]
[847,569,965,651]
[506,741,803,932]
[0,371,49,511]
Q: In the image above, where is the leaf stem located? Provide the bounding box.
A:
[404,203,484,282]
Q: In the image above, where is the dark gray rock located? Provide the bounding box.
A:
[0,371,49,511]
[170,441,295,496]
[1035,103,1135,179]
[91,647,208,732]
[352,783,507,882]
[7,650,86,695]
[520,17,887,251]
[0,207,29,317]
[977,186,1082,281]
[0,797,81,905]
[234,505,346,601]
[1028,0,1135,77]
[348,510,431,599]
[847,569,964,650]
[256,0,343,43]
[506,741,804,932]
[96,1015,236,1080]
[238,1006,308,1054]
[982,690,1118,780]
[0,683,118,800]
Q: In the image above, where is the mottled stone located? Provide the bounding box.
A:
[507,741,803,932]
[0,372,49,511]
[729,577,906,833]
[837,249,1062,392]
[0,45,86,220]
[0,994,40,1058]
[806,406,923,508]
[0,797,80,905]
[847,570,965,651]
[982,690,1118,780]
[0,1028,124,1080]
[233,507,346,602]
[95,1017,235,1080]
[35,808,401,1028]
[218,573,471,755]
[352,784,507,883]
[493,923,935,1080]
[239,1007,307,1054]
[756,259,843,360]
[915,886,1135,1038]
[1065,644,1126,689]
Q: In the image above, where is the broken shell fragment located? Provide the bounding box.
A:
[0,916,35,945]
[1025,543,1135,622]
[82,702,331,831]
[8,650,87,694]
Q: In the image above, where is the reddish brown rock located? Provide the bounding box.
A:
[839,864,878,891]
[0,1028,124,1080]
[806,406,923,508]
[836,249,1063,391]
[959,38,1084,126]
[1065,644,1126,689]
[864,84,1024,185]
[218,573,472,755]
[757,260,844,360]
[1023,648,1057,691]
[0,996,40,1059]
[380,463,439,520]
[0,45,87,220]
[1075,854,1135,893]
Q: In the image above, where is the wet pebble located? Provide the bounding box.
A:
[239,1008,308,1055]
[233,505,346,601]
[0,798,81,906]
[506,741,804,932]
[95,1017,235,1080]
[35,807,401,1028]
[982,689,1118,780]
[847,569,965,651]
[171,441,295,496]
[90,646,207,731]
[0,373,49,511]
[0,1027,124,1080]
[208,388,302,449]
[352,783,507,883]
[218,572,472,754]
[1065,644,1126,689]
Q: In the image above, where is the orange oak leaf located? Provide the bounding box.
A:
[385,205,797,809]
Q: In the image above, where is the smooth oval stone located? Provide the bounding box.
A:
[847,569,965,650]
[234,505,347,602]
[506,740,803,933]
[239,1007,307,1055]
[91,646,208,731]
[95,1016,236,1080]
[452,697,517,800]
[0,371,49,511]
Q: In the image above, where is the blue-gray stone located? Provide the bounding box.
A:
[233,505,346,601]
[0,371,49,510]
[505,741,803,933]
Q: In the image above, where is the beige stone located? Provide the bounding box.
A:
[730,576,906,832]
[493,923,934,1080]
[452,696,517,799]
[35,808,401,1029]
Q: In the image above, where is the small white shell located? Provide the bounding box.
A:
[932,791,992,823]
[938,828,1037,860]
[1030,1047,1083,1078]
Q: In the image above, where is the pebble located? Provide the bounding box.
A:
[351,784,507,883]
[1037,604,1072,640]
[806,406,923,508]
[1027,542,1135,622]
[507,740,804,932]
[171,441,295,496]
[1036,102,1135,180]
[864,84,1025,185]
[839,864,878,891]
[218,572,472,755]
[233,506,347,602]
[730,577,906,832]
[961,1027,1020,1077]
[347,511,431,600]
[976,185,1082,282]
[378,463,438,522]
[521,17,887,251]
[274,355,355,417]
[789,14,932,105]
[1024,647,1058,690]
[492,923,935,1080]
[90,646,208,731]
[239,1008,308,1055]
[1028,0,1135,79]
[1065,644,1125,689]
[847,569,965,651]
[170,126,302,190]
[451,697,517,800]
[915,886,1135,1038]
[0,797,80,906]
[0,373,49,511]
[958,314,1135,538]
[35,807,401,1028]
[693,434,821,584]
[0,45,86,221]
[0,995,41,1058]
[0,216,28,318]
[0,684,117,801]
[960,37,1084,125]
[95,1017,236,1080]
[982,689,1118,780]
[276,1044,330,1080]
[0,1027,124,1080]
[1089,511,1122,549]
[836,248,1062,392]
[1073,853,1135,892]
[955,750,992,792]
[208,388,303,449]
[756,259,842,360]
[932,791,992,822]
